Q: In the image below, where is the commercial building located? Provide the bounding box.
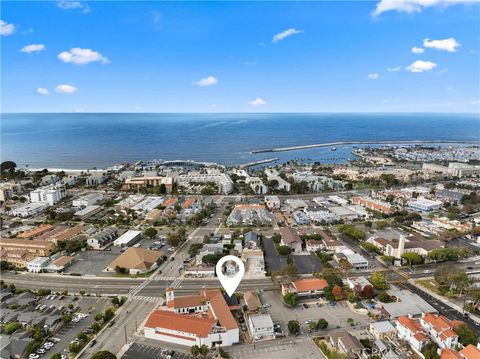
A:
[106,247,162,274]
[131,196,164,213]
[0,250,36,268]
[72,193,104,207]
[87,227,117,250]
[112,230,142,247]
[248,314,274,339]
[381,289,437,318]
[30,184,66,205]
[74,205,102,220]
[44,256,75,272]
[337,249,369,270]
[26,257,51,273]
[144,288,239,347]
[281,277,328,297]
[408,197,442,212]
[10,202,49,217]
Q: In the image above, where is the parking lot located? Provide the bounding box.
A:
[257,291,370,334]
[64,249,121,277]
[292,254,323,274]
[122,343,194,359]
[42,295,112,356]
[263,238,287,273]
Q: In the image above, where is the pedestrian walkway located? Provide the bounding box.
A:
[153,275,176,281]
[132,295,163,303]
[170,278,183,289]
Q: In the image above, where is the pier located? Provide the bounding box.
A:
[250,140,480,154]
[239,158,279,168]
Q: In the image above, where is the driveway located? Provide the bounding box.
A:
[263,238,287,273]
[292,255,323,274]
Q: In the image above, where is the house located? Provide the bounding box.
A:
[106,248,162,274]
[347,276,372,290]
[144,288,239,347]
[339,249,369,270]
[264,195,280,210]
[460,344,480,359]
[420,313,459,349]
[285,199,308,210]
[396,315,429,352]
[321,238,346,253]
[87,227,117,250]
[241,250,265,277]
[243,291,261,313]
[329,331,364,358]
[248,314,274,339]
[369,321,396,340]
[280,227,302,253]
[305,239,322,253]
[281,277,328,297]
[293,211,310,225]
[244,232,259,249]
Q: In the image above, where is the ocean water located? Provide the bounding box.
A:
[1,113,479,169]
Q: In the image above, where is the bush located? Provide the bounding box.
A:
[283,293,298,307]
[2,322,22,334]
[277,245,292,255]
[317,318,328,329]
[91,351,117,359]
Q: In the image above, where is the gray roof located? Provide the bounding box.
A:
[370,320,396,333]
[382,289,437,318]
[249,314,274,328]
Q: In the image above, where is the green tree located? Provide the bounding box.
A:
[456,324,478,346]
[378,291,392,303]
[191,345,200,357]
[283,292,298,307]
[287,320,300,335]
[370,271,389,290]
[26,341,41,354]
[114,266,128,275]
[401,252,424,267]
[1,161,16,174]
[144,227,158,239]
[199,344,209,356]
[103,308,115,322]
[90,351,117,359]
[50,353,62,359]
[317,318,328,329]
[421,342,439,359]
[277,245,292,255]
[68,342,81,354]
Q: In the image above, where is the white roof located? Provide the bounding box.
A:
[370,321,396,333]
[74,205,101,216]
[249,314,273,328]
[113,230,142,245]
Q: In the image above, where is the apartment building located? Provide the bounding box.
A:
[30,184,66,205]
[0,238,55,256]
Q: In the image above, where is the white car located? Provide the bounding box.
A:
[29,354,40,359]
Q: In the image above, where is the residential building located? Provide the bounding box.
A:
[305,239,322,253]
[292,211,310,225]
[18,225,54,239]
[87,227,117,250]
[280,227,302,253]
[281,277,328,297]
[0,238,55,256]
[244,231,259,249]
[245,176,268,195]
[351,197,392,215]
[176,172,233,194]
[243,291,261,313]
[0,250,36,268]
[369,321,396,340]
[0,182,22,201]
[329,331,364,358]
[86,173,107,186]
[30,184,66,205]
[460,344,480,359]
[264,195,280,210]
[226,204,273,226]
[420,313,459,349]
[396,315,429,352]
[241,250,265,277]
[339,249,369,270]
[106,247,162,274]
[248,314,274,339]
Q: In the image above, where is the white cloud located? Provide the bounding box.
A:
[249,98,267,107]
[35,88,49,95]
[57,0,90,13]
[194,76,218,87]
[423,37,460,52]
[54,84,78,93]
[411,46,424,54]
[58,48,109,65]
[372,0,476,16]
[387,66,401,72]
[0,20,15,36]
[21,44,45,53]
[405,60,437,73]
[272,28,302,43]
[368,73,379,80]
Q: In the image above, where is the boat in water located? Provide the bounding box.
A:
[331,147,337,151]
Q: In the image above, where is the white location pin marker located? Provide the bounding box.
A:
[215,255,245,297]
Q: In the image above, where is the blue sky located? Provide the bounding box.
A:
[1,0,479,113]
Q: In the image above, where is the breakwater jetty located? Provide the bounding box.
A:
[250,140,480,154]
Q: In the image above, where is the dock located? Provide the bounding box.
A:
[250,140,480,154]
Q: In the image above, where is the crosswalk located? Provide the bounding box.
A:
[153,275,176,281]
[132,295,163,302]
[170,278,183,289]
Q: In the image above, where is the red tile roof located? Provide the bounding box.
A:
[145,310,215,338]
[459,344,480,359]
[292,278,328,292]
